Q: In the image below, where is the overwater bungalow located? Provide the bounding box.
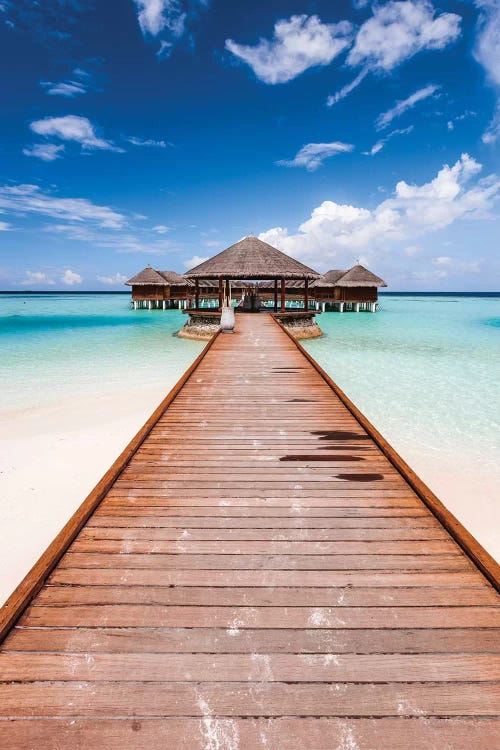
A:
[312,263,387,312]
[125,266,193,309]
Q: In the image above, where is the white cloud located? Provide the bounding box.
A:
[0,221,12,230]
[474,2,500,143]
[347,1,461,72]
[432,255,452,266]
[45,223,173,254]
[474,1,500,86]
[30,115,123,152]
[326,68,368,107]
[62,269,82,285]
[259,154,500,268]
[183,254,208,269]
[40,80,86,97]
[225,15,353,84]
[127,136,169,148]
[364,126,414,156]
[21,271,55,286]
[133,0,186,37]
[276,141,354,171]
[152,224,170,233]
[376,84,439,129]
[0,184,126,229]
[97,273,128,285]
[23,143,65,161]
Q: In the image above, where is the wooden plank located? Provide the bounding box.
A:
[2,718,499,750]
[68,539,455,555]
[48,568,487,588]
[34,585,500,607]
[19,605,500,628]
[57,552,471,571]
[5,627,499,655]
[0,682,498,717]
[2,652,499,683]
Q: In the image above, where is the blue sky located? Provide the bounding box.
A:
[0,0,499,290]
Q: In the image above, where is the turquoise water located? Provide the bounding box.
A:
[0,294,204,411]
[1,291,499,484]
[302,294,500,480]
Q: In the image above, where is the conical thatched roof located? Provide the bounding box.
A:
[335,264,387,287]
[158,271,194,286]
[185,236,320,280]
[125,266,169,286]
[310,270,346,288]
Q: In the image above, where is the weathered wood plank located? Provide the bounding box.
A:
[5,627,499,655]
[2,718,498,750]
[0,682,498,717]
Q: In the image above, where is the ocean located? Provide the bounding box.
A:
[1,291,499,560]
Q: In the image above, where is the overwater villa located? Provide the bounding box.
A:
[125,266,192,309]
[311,264,388,312]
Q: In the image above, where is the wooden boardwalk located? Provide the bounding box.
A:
[1,313,499,749]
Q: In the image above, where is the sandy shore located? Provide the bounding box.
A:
[0,385,169,605]
[1,388,498,605]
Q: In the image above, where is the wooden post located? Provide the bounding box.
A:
[274,280,278,312]
[195,279,200,310]
[280,278,286,312]
[304,278,309,311]
[218,278,223,311]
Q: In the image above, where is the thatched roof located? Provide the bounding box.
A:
[158,271,194,286]
[125,266,169,286]
[335,264,387,287]
[125,266,193,287]
[185,236,320,280]
[311,265,387,288]
[310,270,346,288]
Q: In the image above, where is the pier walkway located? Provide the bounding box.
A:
[1,314,499,748]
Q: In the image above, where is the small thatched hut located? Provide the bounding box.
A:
[312,264,387,312]
[185,236,319,311]
[125,266,193,309]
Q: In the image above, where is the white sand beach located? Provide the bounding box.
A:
[0,386,168,605]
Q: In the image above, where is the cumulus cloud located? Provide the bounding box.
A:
[62,269,82,285]
[0,184,126,229]
[97,273,128,284]
[276,141,354,171]
[474,1,500,143]
[225,15,353,84]
[259,154,499,267]
[183,254,208,269]
[363,126,414,156]
[347,1,461,71]
[21,271,55,286]
[30,115,123,152]
[0,221,11,231]
[23,143,65,161]
[376,84,440,129]
[152,224,170,233]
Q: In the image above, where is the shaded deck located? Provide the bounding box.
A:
[1,314,499,748]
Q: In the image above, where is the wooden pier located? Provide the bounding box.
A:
[1,314,499,748]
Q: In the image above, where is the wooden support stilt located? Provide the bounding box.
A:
[304,278,309,311]
[274,279,278,312]
[195,280,200,310]
[280,277,286,312]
